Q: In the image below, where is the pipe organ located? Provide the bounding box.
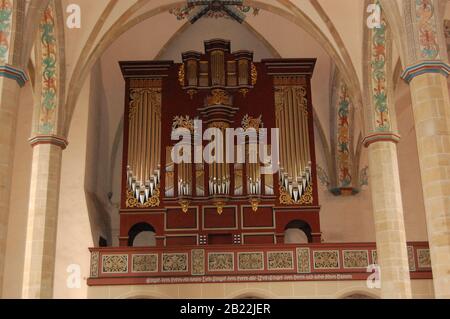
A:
[119,40,322,247]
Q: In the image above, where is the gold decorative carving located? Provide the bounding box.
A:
[130,78,162,89]
[172,115,195,132]
[178,64,185,86]
[129,88,162,119]
[250,198,260,212]
[126,187,160,208]
[208,121,230,130]
[251,63,257,85]
[274,87,285,116]
[279,185,313,205]
[207,89,231,105]
[179,199,190,213]
[215,201,225,215]
[296,86,308,115]
[273,76,305,86]
[239,88,249,97]
[242,114,263,132]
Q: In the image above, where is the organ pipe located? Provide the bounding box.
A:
[275,77,312,204]
[209,124,231,196]
[126,86,162,207]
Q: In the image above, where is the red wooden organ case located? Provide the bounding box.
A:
[118,39,321,247]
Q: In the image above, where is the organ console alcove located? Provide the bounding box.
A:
[118,39,322,248]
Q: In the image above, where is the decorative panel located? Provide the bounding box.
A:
[342,250,369,269]
[407,246,416,271]
[162,253,188,272]
[90,251,99,278]
[132,254,158,273]
[371,250,378,265]
[191,249,205,276]
[208,252,234,272]
[267,251,294,271]
[102,255,128,274]
[238,252,264,271]
[313,250,339,270]
[417,249,431,269]
[296,248,311,273]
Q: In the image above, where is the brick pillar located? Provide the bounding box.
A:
[365,136,412,298]
[22,136,67,299]
[402,63,450,298]
[0,66,28,296]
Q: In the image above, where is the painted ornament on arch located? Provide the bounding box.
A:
[39,5,58,134]
[415,0,440,59]
[370,11,391,132]
[336,82,352,188]
[0,0,13,64]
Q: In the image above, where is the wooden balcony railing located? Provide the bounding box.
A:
[88,242,432,286]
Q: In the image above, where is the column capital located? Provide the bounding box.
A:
[363,132,401,148]
[29,135,68,150]
[401,61,450,84]
[0,64,28,87]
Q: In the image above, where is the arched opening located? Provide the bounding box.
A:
[284,220,312,244]
[343,293,376,299]
[128,222,156,247]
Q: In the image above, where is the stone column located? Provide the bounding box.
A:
[402,65,450,298]
[362,2,412,298]
[364,136,412,298]
[0,66,28,296]
[401,0,450,298]
[22,136,67,299]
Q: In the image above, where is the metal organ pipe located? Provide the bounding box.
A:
[127,86,162,205]
[275,77,312,203]
[209,125,230,196]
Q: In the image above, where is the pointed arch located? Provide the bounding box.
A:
[63,1,363,139]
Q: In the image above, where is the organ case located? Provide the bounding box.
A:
[119,40,322,247]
